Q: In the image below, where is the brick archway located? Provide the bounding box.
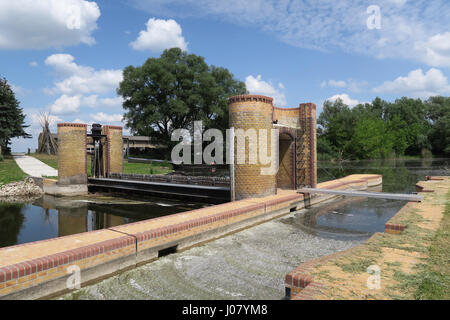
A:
[276,126,296,190]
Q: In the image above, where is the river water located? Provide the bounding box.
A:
[0,158,448,299]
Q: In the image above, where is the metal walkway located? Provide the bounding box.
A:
[297,188,423,202]
[88,178,231,203]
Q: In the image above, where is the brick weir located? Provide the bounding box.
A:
[0,174,381,300]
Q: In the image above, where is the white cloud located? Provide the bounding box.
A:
[245,75,287,106]
[49,94,81,115]
[373,68,450,98]
[0,0,100,49]
[130,18,188,52]
[326,94,360,107]
[45,54,122,95]
[30,61,38,67]
[132,0,450,67]
[44,53,124,118]
[321,79,369,93]
[90,112,123,123]
[30,113,63,128]
[414,32,450,67]
[82,95,124,109]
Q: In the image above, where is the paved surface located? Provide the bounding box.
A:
[13,155,58,178]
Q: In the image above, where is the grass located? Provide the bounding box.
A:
[413,191,450,299]
[30,153,173,176]
[31,153,58,169]
[123,160,172,175]
[0,155,28,186]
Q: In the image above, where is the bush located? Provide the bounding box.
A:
[0,155,3,162]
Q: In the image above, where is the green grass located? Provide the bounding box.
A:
[30,153,173,176]
[123,161,172,175]
[0,155,28,185]
[413,191,450,300]
[31,153,58,169]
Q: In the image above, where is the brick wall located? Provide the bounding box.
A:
[57,123,87,185]
[229,95,277,200]
[273,107,300,128]
[102,126,123,175]
[298,103,317,188]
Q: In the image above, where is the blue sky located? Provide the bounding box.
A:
[1,0,449,151]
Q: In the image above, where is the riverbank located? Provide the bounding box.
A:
[285,176,450,300]
[0,178,43,200]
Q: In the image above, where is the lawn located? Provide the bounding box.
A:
[31,153,58,170]
[414,191,450,300]
[30,154,173,176]
[0,156,28,185]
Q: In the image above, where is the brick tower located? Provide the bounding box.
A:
[229,95,277,200]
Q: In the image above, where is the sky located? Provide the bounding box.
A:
[0,0,449,152]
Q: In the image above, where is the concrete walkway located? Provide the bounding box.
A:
[13,155,58,178]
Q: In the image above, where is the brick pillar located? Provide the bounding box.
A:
[229,94,277,200]
[297,103,317,188]
[102,125,123,176]
[57,123,87,185]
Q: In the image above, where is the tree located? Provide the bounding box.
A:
[318,98,357,158]
[0,78,31,155]
[350,117,394,159]
[117,48,247,147]
[426,96,450,156]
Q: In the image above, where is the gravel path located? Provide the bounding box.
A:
[62,210,367,300]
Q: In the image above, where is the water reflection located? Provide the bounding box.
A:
[0,203,25,247]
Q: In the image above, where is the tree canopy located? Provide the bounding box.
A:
[0,78,31,155]
[318,96,450,160]
[117,48,247,146]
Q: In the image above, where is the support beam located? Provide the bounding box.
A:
[297,188,423,202]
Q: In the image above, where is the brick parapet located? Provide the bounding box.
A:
[228,95,273,105]
[285,245,363,299]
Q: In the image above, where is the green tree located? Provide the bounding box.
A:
[384,97,430,155]
[426,96,450,156]
[0,78,31,154]
[350,117,394,159]
[387,115,408,156]
[117,48,247,146]
[318,98,357,159]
